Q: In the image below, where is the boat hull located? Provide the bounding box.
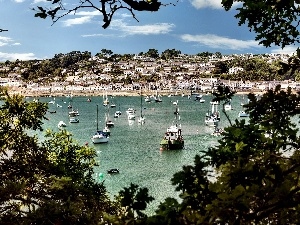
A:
[92,135,109,144]
[160,139,184,150]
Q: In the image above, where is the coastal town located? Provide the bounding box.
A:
[0,51,299,97]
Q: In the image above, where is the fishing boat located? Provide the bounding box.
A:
[91,105,109,144]
[205,101,220,127]
[160,106,184,150]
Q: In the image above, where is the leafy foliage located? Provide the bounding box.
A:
[0,88,117,224]
[32,0,164,29]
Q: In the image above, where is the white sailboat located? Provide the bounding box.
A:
[103,91,109,106]
[91,105,109,144]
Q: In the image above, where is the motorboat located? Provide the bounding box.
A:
[103,126,111,136]
[128,113,136,120]
[238,111,249,117]
[69,116,79,123]
[145,96,151,102]
[107,168,119,174]
[106,120,114,128]
[57,121,67,128]
[69,109,79,116]
[225,104,232,111]
[126,108,135,114]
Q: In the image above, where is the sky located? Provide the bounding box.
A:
[0,0,299,61]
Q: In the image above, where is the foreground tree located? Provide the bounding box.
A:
[0,88,116,224]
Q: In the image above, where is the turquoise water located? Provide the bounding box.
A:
[31,94,245,214]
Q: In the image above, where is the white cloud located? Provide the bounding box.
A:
[180,34,261,51]
[189,0,240,9]
[81,33,114,38]
[271,46,299,55]
[0,52,36,61]
[14,0,25,3]
[76,11,101,16]
[62,16,92,27]
[32,0,47,3]
[110,19,175,35]
[190,0,223,9]
[0,36,13,47]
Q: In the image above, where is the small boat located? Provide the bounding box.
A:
[126,108,135,114]
[224,99,233,110]
[238,111,249,117]
[128,113,136,120]
[195,94,203,101]
[110,103,116,108]
[92,130,109,144]
[114,112,119,118]
[114,110,122,118]
[103,126,111,136]
[205,115,218,127]
[57,121,67,128]
[57,104,62,108]
[87,98,91,102]
[160,106,184,150]
[69,109,79,116]
[106,120,114,128]
[107,168,119,174]
[199,99,205,103]
[69,116,79,123]
[92,105,109,144]
[145,96,151,102]
[49,110,56,114]
[48,100,55,104]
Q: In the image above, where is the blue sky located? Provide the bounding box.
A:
[0,0,299,61]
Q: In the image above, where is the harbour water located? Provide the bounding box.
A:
[31,94,245,214]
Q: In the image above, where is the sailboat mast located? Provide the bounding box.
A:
[96,104,99,130]
[140,87,143,117]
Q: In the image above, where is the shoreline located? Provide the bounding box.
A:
[7,88,265,98]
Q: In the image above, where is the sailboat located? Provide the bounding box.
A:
[105,106,114,128]
[91,104,109,144]
[103,91,109,106]
[138,88,145,124]
[160,105,184,150]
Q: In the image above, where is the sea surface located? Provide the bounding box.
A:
[28,94,246,214]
